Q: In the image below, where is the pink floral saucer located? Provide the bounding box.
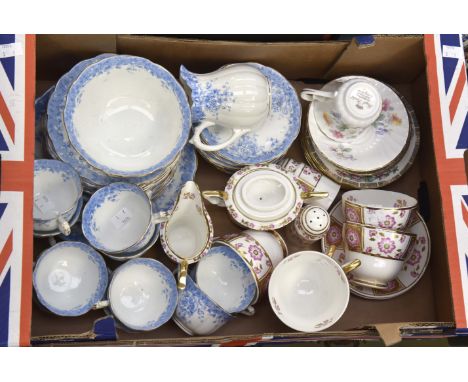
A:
[321,201,430,300]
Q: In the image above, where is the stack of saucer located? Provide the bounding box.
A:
[180,63,301,173]
[301,76,420,189]
[37,54,191,199]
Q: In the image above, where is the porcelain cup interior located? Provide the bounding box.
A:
[34,159,82,222]
[82,183,152,253]
[33,241,108,316]
[342,189,418,230]
[107,258,177,331]
[173,274,232,336]
[344,250,404,287]
[194,244,257,314]
[268,251,350,332]
[233,168,298,222]
[64,56,189,176]
[242,229,287,268]
[343,222,416,260]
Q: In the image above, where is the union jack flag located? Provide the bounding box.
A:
[425,34,468,331]
[0,34,35,346]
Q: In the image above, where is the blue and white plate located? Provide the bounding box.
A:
[33,241,108,316]
[200,63,301,166]
[152,143,197,214]
[63,55,191,177]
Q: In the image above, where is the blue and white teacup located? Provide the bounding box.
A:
[173,274,233,336]
[34,159,83,235]
[82,182,167,254]
[94,258,177,331]
[33,241,108,316]
[193,243,257,315]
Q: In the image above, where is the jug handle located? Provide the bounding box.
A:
[300,88,336,102]
[177,260,189,290]
[189,121,247,152]
[202,191,227,207]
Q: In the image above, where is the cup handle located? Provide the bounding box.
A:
[325,244,337,258]
[48,236,57,247]
[301,191,329,204]
[93,300,110,310]
[300,88,336,102]
[57,215,71,236]
[189,120,247,152]
[238,306,256,316]
[202,191,228,208]
[152,210,171,224]
[341,259,361,274]
[177,260,189,290]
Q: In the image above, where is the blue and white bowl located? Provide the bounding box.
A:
[173,274,232,336]
[34,159,83,234]
[33,241,108,316]
[82,182,155,254]
[105,258,177,331]
[194,243,257,314]
[63,55,191,177]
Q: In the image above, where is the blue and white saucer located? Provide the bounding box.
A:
[199,63,301,167]
[152,143,198,214]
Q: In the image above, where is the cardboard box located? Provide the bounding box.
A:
[2,34,467,346]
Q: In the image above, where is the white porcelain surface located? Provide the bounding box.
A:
[269,251,350,332]
[33,242,107,316]
[344,250,404,287]
[182,64,271,151]
[108,258,177,331]
[194,244,257,313]
[64,56,190,176]
[34,159,82,222]
[243,229,287,268]
[82,183,152,253]
[161,181,213,264]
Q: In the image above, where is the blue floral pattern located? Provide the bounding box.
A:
[174,274,231,335]
[64,55,191,177]
[82,182,151,252]
[109,258,177,331]
[196,63,301,165]
[152,143,197,214]
[33,241,108,316]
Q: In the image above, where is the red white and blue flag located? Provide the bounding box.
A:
[425,34,468,330]
[0,34,35,346]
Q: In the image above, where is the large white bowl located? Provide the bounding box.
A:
[63,55,191,177]
[33,242,108,316]
[269,251,350,332]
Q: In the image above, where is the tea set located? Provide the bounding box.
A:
[32,54,430,334]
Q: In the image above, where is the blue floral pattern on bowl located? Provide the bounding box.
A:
[63,55,191,177]
[33,241,108,316]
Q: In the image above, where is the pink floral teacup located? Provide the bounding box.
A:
[342,190,418,231]
[343,222,416,260]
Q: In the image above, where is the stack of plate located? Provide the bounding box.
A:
[36,54,192,199]
[302,76,420,189]
[194,64,301,173]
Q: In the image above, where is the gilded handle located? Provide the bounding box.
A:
[57,215,71,236]
[325,244,336,258]
[301,191,329,201]
[177,260,189,290]
[341,259,361,274]
[93,300,110,310]
[202,191,228,207]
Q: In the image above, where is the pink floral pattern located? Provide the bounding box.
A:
[406,249,421,266]
[377,237,396,254]
[345,205,360,223]
[326,223,342,246]
[378,215,396,229]
[248,244,264,261]
[345,226,361,250]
